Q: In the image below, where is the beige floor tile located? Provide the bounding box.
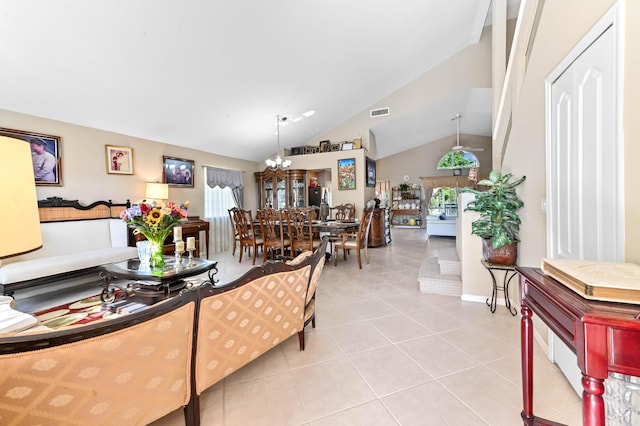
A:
[485,351,581,419]
[437,325,519,364]
[311,400,399,426]
[328,321,392,355]
[397,334,479,378]
[291,357,377,420]
[313,302,367,329]
[369,313,433,342]
[152,229,581,425]
[198,387,225,426]
[223,344,289,386]
[549,402,583,425]
[404,306,467,333]
[383,293,445,312]
[280,329,345,369]
[223,371,309,426]
[438,365,523,426]
[382,381,488,426]
[349,297,401,320]
[349,345,434,397]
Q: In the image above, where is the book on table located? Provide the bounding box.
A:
[541,258,640,304]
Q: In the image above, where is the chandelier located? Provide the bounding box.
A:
[265,115,292,170]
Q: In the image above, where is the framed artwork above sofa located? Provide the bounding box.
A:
[0,127,62,186]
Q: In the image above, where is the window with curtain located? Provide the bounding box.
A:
[203,166,244,254]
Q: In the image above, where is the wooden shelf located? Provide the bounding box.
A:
[391,209,420,215]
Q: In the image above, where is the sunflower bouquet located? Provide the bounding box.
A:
[120,201,188,267]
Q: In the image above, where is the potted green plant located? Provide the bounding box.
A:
[462,171,526,265]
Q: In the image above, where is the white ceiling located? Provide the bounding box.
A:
[0,0,519,162]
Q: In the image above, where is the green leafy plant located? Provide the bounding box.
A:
[437,151,476,169]
[462,171,526,249]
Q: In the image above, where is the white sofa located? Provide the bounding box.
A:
[0,199,137,296]
[426,214,457,237]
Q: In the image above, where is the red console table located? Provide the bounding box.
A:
[517,267,640,426]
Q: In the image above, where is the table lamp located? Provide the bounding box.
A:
[0,136,42,259]
[145,182,169,204]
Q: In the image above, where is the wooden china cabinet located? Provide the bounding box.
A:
[255,168,307,209]
[367,208,391,247]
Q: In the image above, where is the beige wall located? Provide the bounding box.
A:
[0,109,260,216]
[312,26,492,155]
[503,0,640,267]
[500,0,639,342]
[623,0,640,261]
[377,134,492,188]
[282,149,374,215]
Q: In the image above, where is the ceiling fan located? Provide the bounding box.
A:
[445,113,484,152]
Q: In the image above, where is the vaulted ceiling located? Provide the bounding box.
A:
[0,0,520,162]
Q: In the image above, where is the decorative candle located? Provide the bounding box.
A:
[173,226,183,241]
[175,240,185,252]
[186,236,196,250]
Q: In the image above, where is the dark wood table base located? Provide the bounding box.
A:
[517,267,640,426]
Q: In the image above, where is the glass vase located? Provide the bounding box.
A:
[149,239,165,268]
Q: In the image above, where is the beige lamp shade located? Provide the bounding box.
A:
[0,136,42,258]
[145,182,169,201]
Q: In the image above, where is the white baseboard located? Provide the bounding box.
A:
[461,293,513,306]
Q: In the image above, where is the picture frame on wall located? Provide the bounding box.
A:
[341,142,354,151]
[163,156,194,187]
[366,157,376,187]
[105,145,134,175]
[337,158,356,190]
[319,140,331,152]
[0,127,62,186]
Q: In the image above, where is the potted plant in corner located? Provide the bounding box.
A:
[462,171,526,265]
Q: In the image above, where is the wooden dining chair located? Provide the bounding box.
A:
[234,208,263,264]
[285,208,322,256]
[257,208,290,262]
[333,208,374,268]
[331,203,356,221]
[228,207,240,256]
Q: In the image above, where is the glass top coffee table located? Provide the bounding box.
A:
[99,256,218,302]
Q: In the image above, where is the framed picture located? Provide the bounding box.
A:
[341,142,354,151]
[337,158,356,190]
[353,138,362,149]
[319,140,331,152]
[163,156,194,187]
[0,127,62,186]
[366,157,376,187]
[105,145,134,175]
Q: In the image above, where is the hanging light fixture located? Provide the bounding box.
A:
[266,115,292,170]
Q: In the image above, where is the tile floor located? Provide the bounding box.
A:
[151,229,582,426]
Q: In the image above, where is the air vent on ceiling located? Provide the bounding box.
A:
[370,107,390,118]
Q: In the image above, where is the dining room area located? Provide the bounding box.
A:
[228,202,387,270]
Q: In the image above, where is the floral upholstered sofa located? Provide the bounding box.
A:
[0,238,328,426]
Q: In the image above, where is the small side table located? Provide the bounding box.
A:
[481,260,518,315]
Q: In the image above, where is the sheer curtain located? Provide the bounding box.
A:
[203,167,244,254]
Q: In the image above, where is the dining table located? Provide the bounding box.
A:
[252,219,359,256]
[311,220,359,234]
[251,219,359,234]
